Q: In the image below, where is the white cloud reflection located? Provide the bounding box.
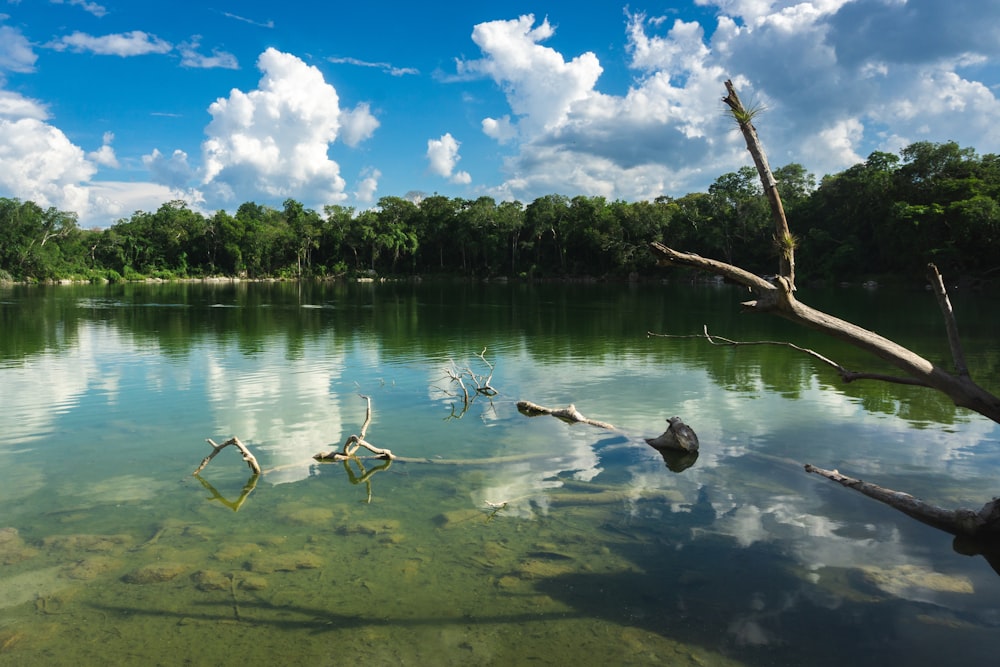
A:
[204,342,347,485]
[3,303,999,619]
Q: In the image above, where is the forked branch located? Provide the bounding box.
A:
[438,348,499,419]
[194,436,262,476]
[313,394,395,462]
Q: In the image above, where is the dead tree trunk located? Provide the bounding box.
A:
[722,79,795,289]
[648,79,1000,544]
[650,244,1000,423]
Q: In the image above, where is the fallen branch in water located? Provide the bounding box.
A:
[804,463,1000,538]
[194,436,262,476]
[313,394,395,462]
[516,400,616,429]
[438,348,499,420]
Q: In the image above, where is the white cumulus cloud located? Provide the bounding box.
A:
[0,116,96,213]
[354,167,381,203]
[339,102,380,147]
[426,132,471,184]
[143,148,195,189]
[201,47,378,209]
[87,131,119,168]
[459,15,603,136]
[460,2,1000,203]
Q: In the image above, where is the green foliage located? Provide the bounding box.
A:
[1,141,998,282]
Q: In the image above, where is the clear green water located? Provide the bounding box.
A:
[2,280,1000,666]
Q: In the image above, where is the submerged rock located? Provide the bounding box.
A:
[434,510,483,529]
[249,549,322,573]
[0,527,38,565]
[191,569,230,591]
[859,564,974,596]
[335,519,401,536]
[64,556,119,580]
[43,533,133,554]
[122,563,187,584]
[239,575,268,591]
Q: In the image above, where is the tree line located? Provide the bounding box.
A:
[1,140,998,284]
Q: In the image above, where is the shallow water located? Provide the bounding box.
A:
[1,280,999,666]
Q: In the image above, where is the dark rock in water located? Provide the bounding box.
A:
[645,416,700,453]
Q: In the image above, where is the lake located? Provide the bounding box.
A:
[1,279,999,666]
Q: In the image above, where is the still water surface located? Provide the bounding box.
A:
[2,280,1000,666]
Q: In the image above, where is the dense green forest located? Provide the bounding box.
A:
[1,141,998,284]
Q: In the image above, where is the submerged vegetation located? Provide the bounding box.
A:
[2,140,999,285]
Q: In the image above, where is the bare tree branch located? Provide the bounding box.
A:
[438,349,499,419]
[650,243,778,297]
[649,242,1000,422]
[648,326,931,387]
[194,436,262,476]
[805,464,1000,538]
[313,395,395,461]
[927,263,969,377]
[516,400,617,430]
[723,79,795,289]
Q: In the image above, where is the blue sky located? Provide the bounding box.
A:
[2,0,999,228]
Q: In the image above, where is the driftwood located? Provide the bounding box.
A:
[440,348,498,420]
[194,436,262,476]
[804,464,1000,573]
[650,87,999,421]
[516,400,616,429]
[313,394,395,462]
[803,464,1000,538]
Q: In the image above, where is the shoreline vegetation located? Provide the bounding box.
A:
[2,141,998,288]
